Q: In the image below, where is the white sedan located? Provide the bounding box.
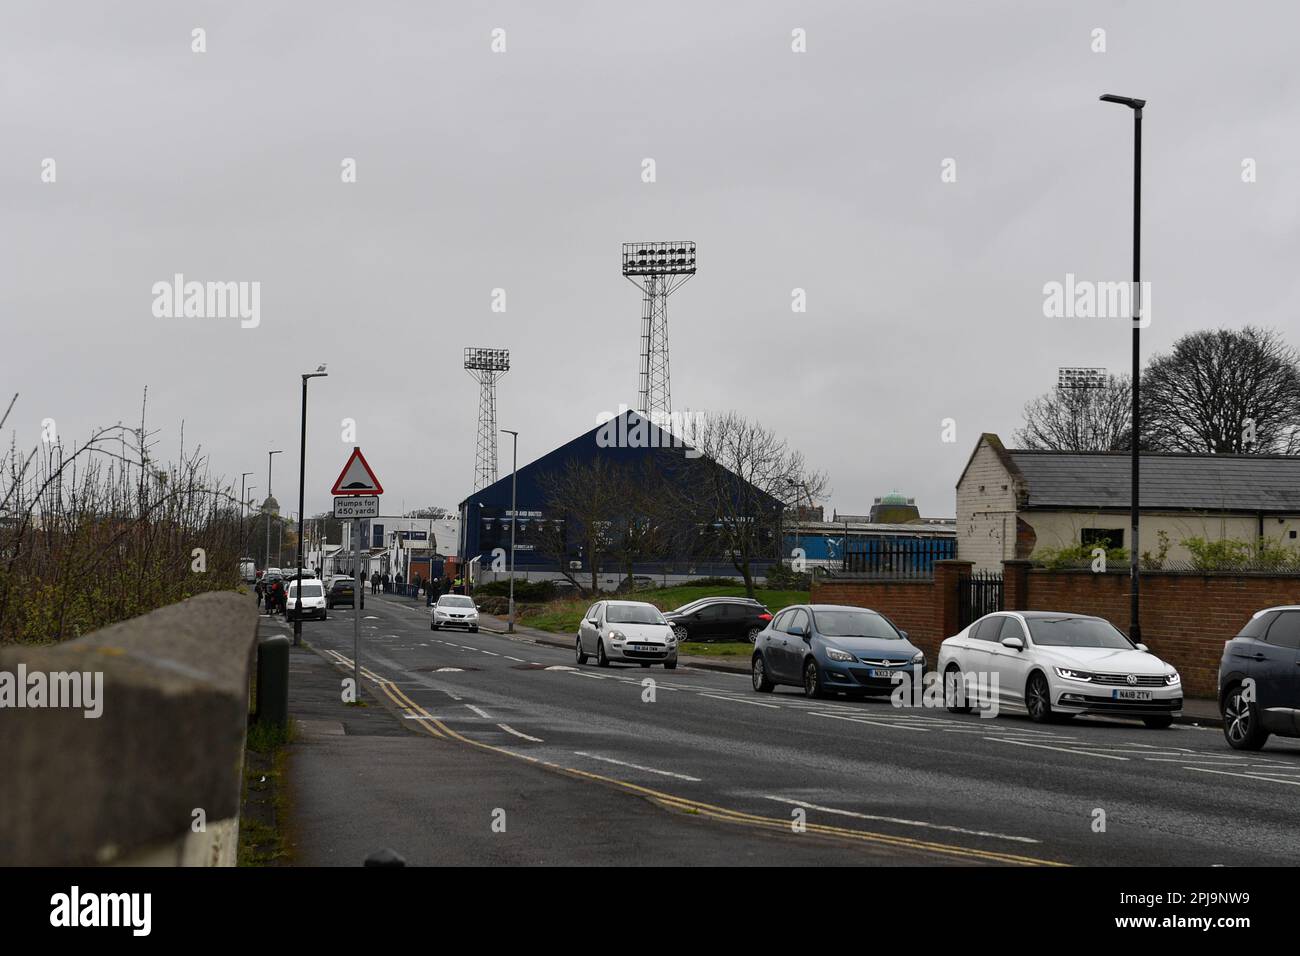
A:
[937,611,1182,727]
[431,594,479,632]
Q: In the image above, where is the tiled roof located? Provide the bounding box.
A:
[1007,450,1300,512]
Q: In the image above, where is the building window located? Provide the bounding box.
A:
[1081,528,1123,549]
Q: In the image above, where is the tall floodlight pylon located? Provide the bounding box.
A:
[623,241,696,422]
[464,348,510,491]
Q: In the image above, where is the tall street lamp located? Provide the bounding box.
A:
[265,449,283,569]
[294,367,328,646]
[239,471,254,559]
[501,429,518,633]
[1100,92,1145,643]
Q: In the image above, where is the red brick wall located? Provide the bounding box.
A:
[1016,570,1300,699]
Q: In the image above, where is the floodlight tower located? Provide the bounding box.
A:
[1057,367,1108,390]
[464,347,510,491]
[623,241,696,422]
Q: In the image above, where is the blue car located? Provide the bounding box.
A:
[751,604,925,698]
[1219,605,1300,750]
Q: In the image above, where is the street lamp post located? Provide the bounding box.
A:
[266,449,283,569]
[239,471,254,561]
[1100,92,1145,643]
[501,429,518,634]
[294,368,328,646]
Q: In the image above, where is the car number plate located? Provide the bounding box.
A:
[1112,689,1153,701]
[633,645,658,652]
[869,668,897,678]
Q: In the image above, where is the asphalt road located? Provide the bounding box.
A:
[289,593,1300,866]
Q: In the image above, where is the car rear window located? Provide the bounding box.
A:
[292,583,323,597]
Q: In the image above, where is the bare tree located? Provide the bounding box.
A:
[684,411,827,597]
[535,457,626,594]
[1014,374,1133,451]
[1142,327,1300,454]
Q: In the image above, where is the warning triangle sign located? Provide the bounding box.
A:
[331,447,383,496]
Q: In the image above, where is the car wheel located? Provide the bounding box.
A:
[944,665,972,714]
[1143,716,1173,729]
[664,659,677,670]
[673,625,688,643]
[431,622,439,631]
[1223,684,1269,751]
[1026,671,1054,723]
[597,640,610,668]
[575,636,588,665]
[803,659,824,699]
[746,626,761,643]
[470,626,478,633]
[752,654,775,693]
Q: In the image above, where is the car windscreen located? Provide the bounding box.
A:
[332,579,354,587]
[291,583,323,597]
[606,604,666,625]
[439,596,475,608]
[1026,617,1133,648]
[812,609,901,639]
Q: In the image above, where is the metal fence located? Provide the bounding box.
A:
[957,570,1003,629]
[841,535,956,578]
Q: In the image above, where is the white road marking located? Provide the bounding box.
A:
[570,672,608,680]
[572,752,701,782]
[698,693,779,709]
[497,723,544,742]
[810,711,931,731]
[481,650,500,657]
[545,665,576,672]
[466,704,493,719]
[505,656,525,662]
[988,738,1128,760]
[434,667,464,673]
[1185,767,1300,786]
[764,797,1040,844]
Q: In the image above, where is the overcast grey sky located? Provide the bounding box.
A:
[4,1,1298,520]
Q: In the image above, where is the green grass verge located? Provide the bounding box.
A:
[518,584,810,636]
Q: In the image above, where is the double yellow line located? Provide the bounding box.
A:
[325,649,1065,866]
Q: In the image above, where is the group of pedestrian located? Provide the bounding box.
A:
[255,574,287,616]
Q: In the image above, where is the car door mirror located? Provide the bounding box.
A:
[1135,642,1148,652]
[898,629,909,640]
[1000,636,1024,651]
[788,624,807,639]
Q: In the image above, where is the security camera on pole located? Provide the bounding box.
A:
[332,447,383,698]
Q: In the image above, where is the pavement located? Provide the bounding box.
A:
[271,593,1300,866]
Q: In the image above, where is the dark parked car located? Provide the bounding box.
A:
[752,604,925,698]
[662,597,773,643]
[1219,605,1300,750]
[326,577,360,609]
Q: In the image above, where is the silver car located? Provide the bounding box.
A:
[577,600,678,669]
[431,594,479,632]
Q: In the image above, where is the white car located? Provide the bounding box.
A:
[285,578,328,621]
[937,611,1181,727]
[431,594,479,632]
[576,600,678,669]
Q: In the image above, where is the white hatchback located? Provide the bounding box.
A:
[937,611,1182,727]
[577,600,678,669]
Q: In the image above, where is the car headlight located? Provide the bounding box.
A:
[665,629,677,643]
[608,630,626,641]
[1054,666,1093,682]
[825,647,855,662]
[910,651,925,664]
[1165,671,1181,686]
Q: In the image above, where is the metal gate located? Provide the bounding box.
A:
[957,571,1003,629]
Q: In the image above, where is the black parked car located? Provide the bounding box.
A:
[326,576,362,609]
[1219,605,1300,750]
[662,597,773,643]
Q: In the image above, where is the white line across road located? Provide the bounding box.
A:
[572,751,702,782]
[810,711,932,731]
[466,704,493,719]
[764,797,1041,845]
[698,692,780,709]
[497,723,544,743]
[1185,767,1300,786]
[987,737,1129,761]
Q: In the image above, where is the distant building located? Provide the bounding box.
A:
[957,432,1300,571]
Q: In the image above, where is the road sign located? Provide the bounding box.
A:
[334,496,378,519]
[331,447,383,496]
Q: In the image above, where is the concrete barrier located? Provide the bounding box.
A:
[0,592,260,866]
